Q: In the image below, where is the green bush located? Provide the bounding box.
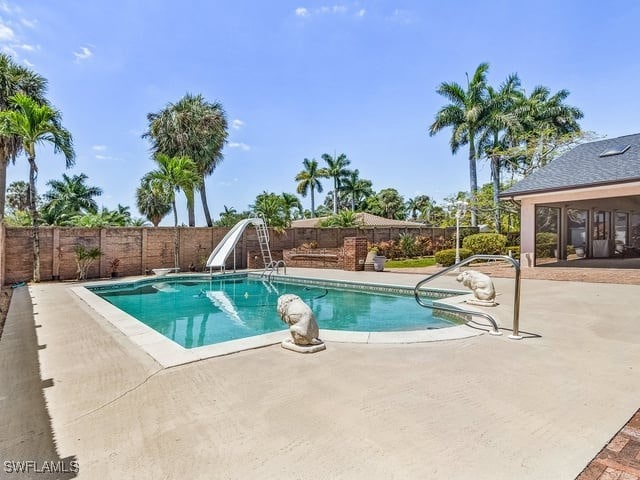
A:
[462,233,507,255]
[434,248,473,267]
[535,232,558,258]
[398,233,416,258]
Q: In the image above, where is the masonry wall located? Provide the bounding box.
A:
[1,225,466,284]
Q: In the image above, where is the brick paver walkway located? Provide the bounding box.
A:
[576,409,640,479]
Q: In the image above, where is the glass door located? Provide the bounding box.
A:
[592,211,611,257]
[614,212,628,254]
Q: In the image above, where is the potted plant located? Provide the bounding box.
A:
[373,251,386,272]
[109,258,121,278]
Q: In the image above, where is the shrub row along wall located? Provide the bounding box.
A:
[0,225,470,284]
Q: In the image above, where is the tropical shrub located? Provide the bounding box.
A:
[319,210,361,227]
[434,248,472,267]
[398,233,416,258]
[462,233,507,255]
[74,245,102,280]
[414,235,434,256]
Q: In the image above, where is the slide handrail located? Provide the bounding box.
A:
[414,255,522,339]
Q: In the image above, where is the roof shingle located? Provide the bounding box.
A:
[501,133,640,197]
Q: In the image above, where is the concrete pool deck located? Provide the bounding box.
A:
[1,268,640,479]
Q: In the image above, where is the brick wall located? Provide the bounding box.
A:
[343,237,368,271]
[282,247,343,269]
[0,225,469,284]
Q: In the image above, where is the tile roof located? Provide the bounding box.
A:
[501,133,640,197]
[290,212,424,228]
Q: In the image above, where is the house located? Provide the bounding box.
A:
[500,133,640,267]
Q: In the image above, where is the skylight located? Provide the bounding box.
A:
[599,144,631,157]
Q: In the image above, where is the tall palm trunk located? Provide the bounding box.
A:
[490,155,501,233]
[187,194,195,227]
[172,200,179,269]
[468,135,478,227]
[199,178,213,227]
[332,179,338,214]
[310,189,315,218]
[0,157,8,220]
[28,155,41,282]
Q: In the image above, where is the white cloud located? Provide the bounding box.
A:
[0,23,15,41]
[228,142,251,151]
[20,18,37,28]
[14,43,38,51]
[231,119,244,130]
[356,9,366,17]
[318,5,347,14]
[73,46,93,61]
[95,154,113,160]
[0,2,20,15]
[22,58,33,67]
[92,145,107,151]
[298,5,352,18]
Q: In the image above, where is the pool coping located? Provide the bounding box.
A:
[72,273,482,368]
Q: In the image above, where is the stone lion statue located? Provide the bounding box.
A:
[456,270,497,306]
[277,294,323,346]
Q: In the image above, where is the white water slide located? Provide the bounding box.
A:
[205,217,272,271]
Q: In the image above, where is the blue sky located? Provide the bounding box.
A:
[2,1,639,225]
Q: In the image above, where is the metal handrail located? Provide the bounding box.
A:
[266,260,287,281]
[413,254,522,339]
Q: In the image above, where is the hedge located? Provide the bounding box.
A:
[434,248,473,267]
[462,233,507,255]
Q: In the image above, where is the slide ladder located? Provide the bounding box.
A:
[206,215,283,274]
[254,218,274,270]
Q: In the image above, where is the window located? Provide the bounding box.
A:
[599,144,631,157]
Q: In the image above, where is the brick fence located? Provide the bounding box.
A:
[0,225,465,285]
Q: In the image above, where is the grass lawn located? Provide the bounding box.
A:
[384,257,436,268]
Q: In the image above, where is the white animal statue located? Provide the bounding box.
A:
[456,270,497,306]
[277,294,323,346]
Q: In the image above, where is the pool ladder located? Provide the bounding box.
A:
[413,255,522,339]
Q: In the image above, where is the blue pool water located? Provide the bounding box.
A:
[90,276,457,348]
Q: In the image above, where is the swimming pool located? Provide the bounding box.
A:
[88,274,460,349]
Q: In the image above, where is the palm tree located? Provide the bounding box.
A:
[281,192,302,226]
[144,93,228,227]
[429,62,491,226]
[41,173,102,225]
[321,152,351,215]
[251,191,286,227]
[377,188,405,219]
[136,173,172,227]
[0,54,49,220]
[479,73,522,232]
[341,169,372,211]
[147,154,200,268]
[0,93,74,282]
[295,158,328,218]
